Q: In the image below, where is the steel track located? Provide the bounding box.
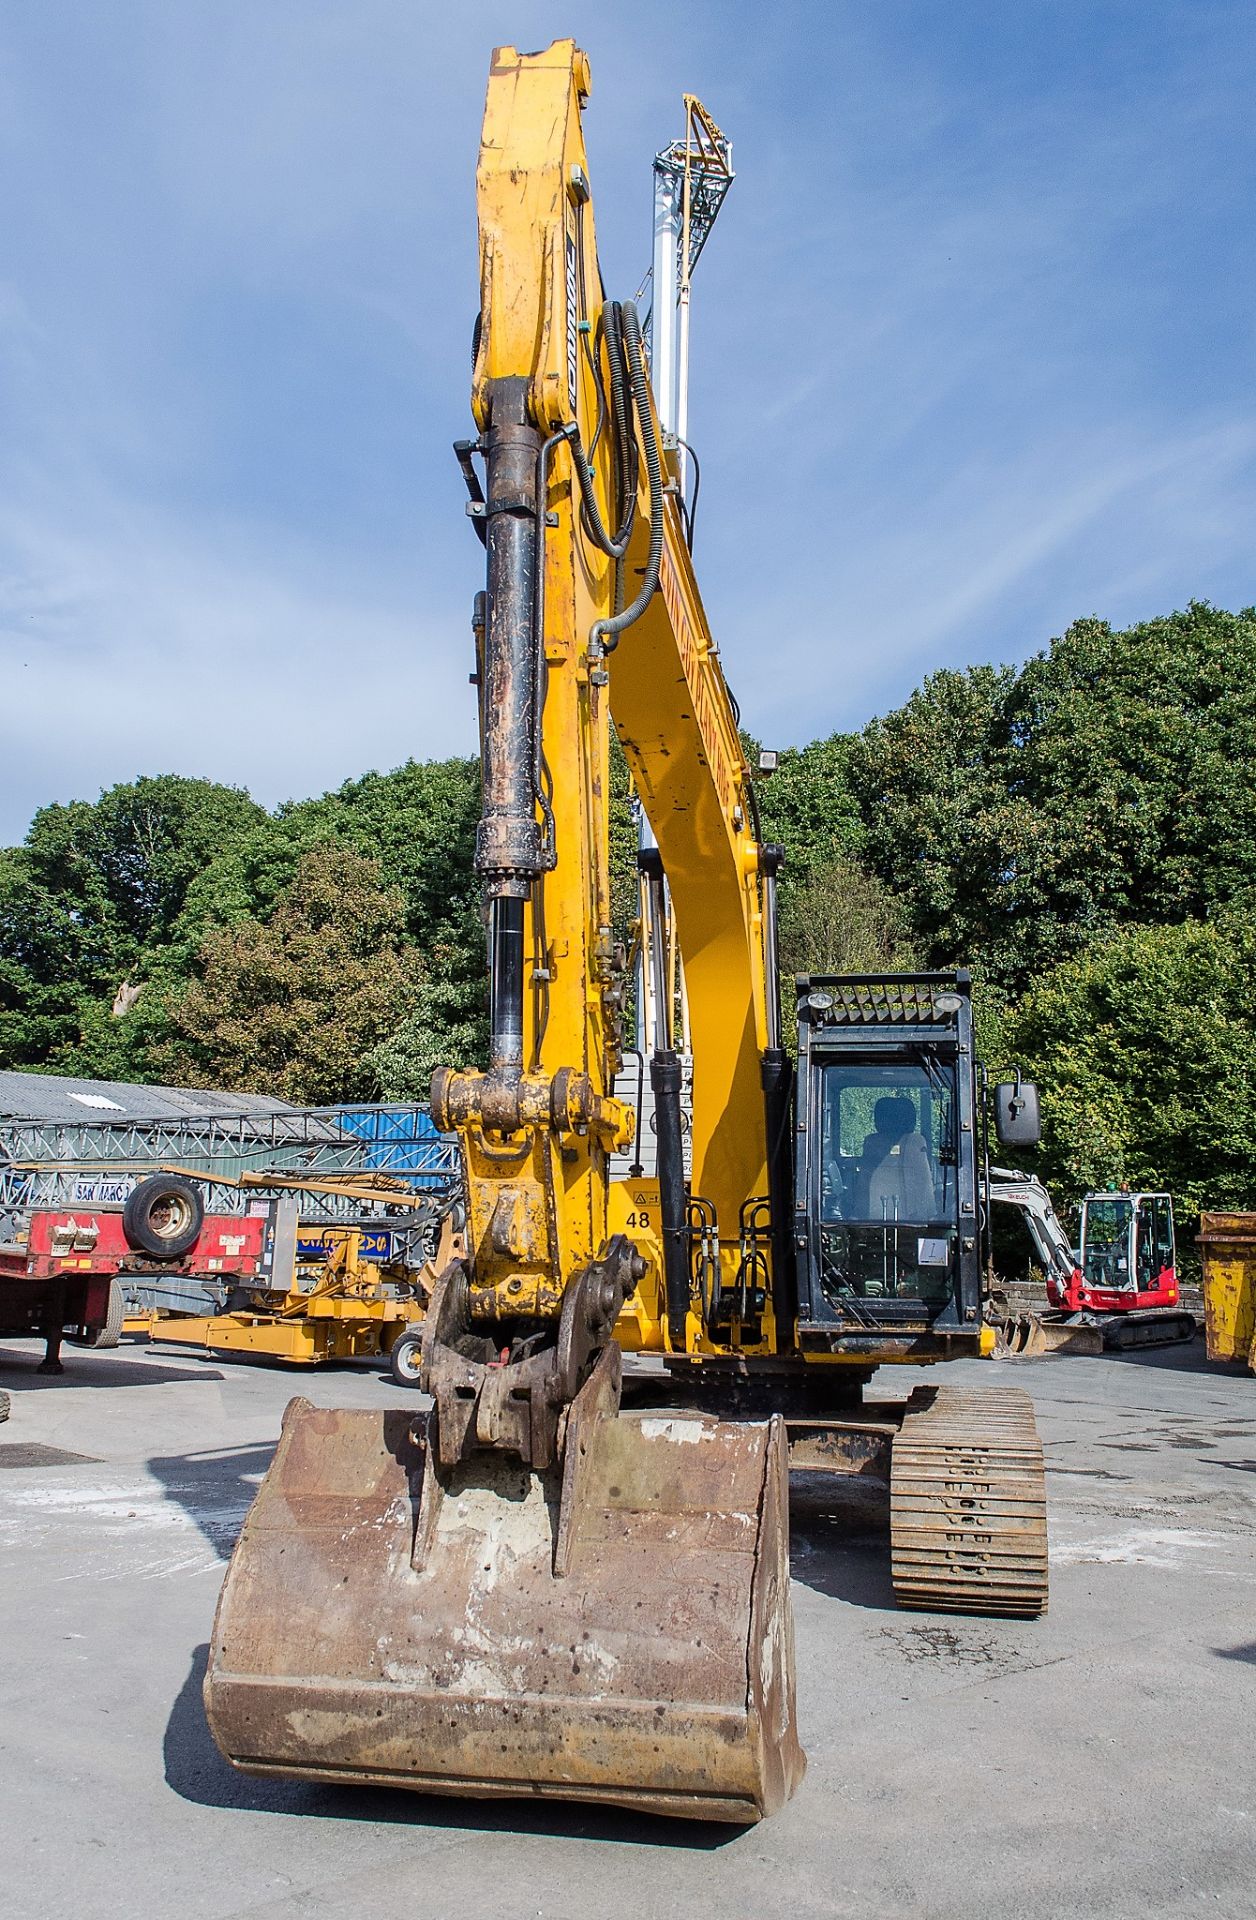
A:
[890,1384,1049,1618]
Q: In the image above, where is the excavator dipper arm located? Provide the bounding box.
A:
[203,40,805,1823]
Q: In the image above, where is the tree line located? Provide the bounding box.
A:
[2,599,1254,1227]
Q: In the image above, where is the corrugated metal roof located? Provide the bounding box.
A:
[0,1070,298,1125]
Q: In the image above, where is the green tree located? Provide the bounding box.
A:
[991,912,1256,1224]
[281,759,482,942]
[367,966,487,1099]
[25,775,267,950]
[0,775,265,1072]
[754,733,865,890]
[848,663,1016,973]
[991,602,1256,977]
[607,733,639,957]
[175,759,481,944]
[747,735,877,1039]
[0,846,124,1065]
[7,597,1256,1173]
[165,845,424,1104]
[850,603,1256,991]
[777,851,916,979]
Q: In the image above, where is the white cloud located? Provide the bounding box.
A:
[704,410,1256,745]
[0,491,477,831]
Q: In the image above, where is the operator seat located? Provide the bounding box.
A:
[857,1096,937,1221]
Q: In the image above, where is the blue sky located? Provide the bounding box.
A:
[1,3,1252,841]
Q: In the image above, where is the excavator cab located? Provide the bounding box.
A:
[1075,1192,1178,1309]
[1021,1190,1190,1344]
[818,1077,959,1301]
[794,974,990,1357]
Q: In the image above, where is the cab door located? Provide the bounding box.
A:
[1137,1195,1177,1304]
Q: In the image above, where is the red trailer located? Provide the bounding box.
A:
[0,1244,122,1374]
[0,1173,267,1373]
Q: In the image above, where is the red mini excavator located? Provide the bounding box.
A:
[1052,1190,1195,1345]
[999,1185,1195,1353]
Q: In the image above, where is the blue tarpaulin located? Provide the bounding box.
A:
[334,1106,458,1189]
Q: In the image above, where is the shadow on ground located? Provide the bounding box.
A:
[788,1470,897,1610]
[147,1442,277,1559]
[1102,1340,1231,1376]
[143,1344,391,1378]
[165,1643,737,1850]
[0,1349,226,1390]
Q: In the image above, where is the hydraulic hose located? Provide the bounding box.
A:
[602,300,637,547]
[533,422,579,867]
[570,303,636,561]
[592,301,664,657]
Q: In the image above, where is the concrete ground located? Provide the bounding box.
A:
[1,1334,1253,1920]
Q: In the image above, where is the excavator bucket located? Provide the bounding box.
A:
[993,1311,1104,1358]
[204,1365,804,1824]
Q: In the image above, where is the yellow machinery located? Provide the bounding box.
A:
[1,1162,444,1371]
[204,41,1047,1824]
[126,1223,426,1367]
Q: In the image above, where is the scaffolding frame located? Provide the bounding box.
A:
[0,1102,459,1228]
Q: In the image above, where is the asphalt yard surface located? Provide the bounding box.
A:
[1,1334,1254,1920]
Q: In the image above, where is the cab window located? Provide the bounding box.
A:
[1083,1197,1133,1289]
[820,1062,955,1227]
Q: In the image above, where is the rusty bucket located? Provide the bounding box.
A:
[204,1367,804,1823]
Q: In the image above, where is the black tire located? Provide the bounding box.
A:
[92,1280,125,1349]
[68,1278,127,1349]
[388,1328,424,1389]
[0,1389,10,1423]
[122,1175,204,1259]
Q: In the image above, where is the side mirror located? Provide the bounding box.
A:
[993,1076,1041,1148]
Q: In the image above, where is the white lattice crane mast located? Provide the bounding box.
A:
[636,95,735,1052]
[650,94,733,495]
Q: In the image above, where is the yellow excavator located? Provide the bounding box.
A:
[204,40,1048,1824]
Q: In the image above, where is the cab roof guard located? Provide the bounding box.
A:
[795,971,971,1028]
